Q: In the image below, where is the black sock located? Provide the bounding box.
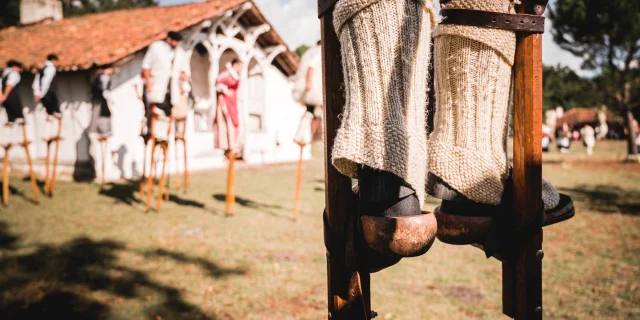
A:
[357,166,420,218]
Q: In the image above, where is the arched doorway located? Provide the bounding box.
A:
[247,58,265,132]
[190,42,212,131]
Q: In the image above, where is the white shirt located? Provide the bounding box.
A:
[142,41,176,70]
[32,60,56,97]
[1,68,20,89]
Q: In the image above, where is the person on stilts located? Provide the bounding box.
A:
[33,54,61,197]
[91,64,115,188]
[0,60,40,205]
[291,40,323,221]
[214,59,243,215]
[140,31,187,212]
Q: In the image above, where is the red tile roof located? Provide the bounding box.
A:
[556,108,623,128]
[0,0,298,75]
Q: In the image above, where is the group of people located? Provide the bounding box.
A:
[0,30,248,164]
[0,54,61,142]
[550,122,597,155]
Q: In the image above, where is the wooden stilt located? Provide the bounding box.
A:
[2,145,10,206]
[145,139,156,212]
[225,152,236,215]
[44,141,51,195]
[145,113,157,212]
[99,137,107,187]
[163,118,173,202]
[502,1,545,318]
[164,141,170,201]
[183,137,189,192]
[293,145,304,221]
[157,143,168,211]
[174,138,181,193]
[139,139,148,194]
[21,124,39,204]
[319,3,371,319]
[49,117,63,196]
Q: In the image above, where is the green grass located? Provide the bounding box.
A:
[1,141,639,319]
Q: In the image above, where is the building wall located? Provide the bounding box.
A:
[2,51,309,182]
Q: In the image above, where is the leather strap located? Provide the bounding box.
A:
[440,9,545,33]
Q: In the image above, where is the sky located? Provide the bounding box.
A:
[158,0,583,73]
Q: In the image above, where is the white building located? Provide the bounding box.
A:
[0,0,308,182]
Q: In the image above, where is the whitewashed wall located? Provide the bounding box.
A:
[2,51,310,182]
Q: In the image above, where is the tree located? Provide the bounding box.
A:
[0,0,20,29]
[549,0,640,159]
[543,65,598,112]
[62,0,158,18]
[294,44,310,58]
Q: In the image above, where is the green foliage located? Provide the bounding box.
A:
[0,0,20,29]
[294,44,310,58]
[543,65,598,112]
[61,0,158,17]
[549,0,640,112]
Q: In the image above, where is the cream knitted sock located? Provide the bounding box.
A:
[428,0,516,205]
[332,0,436,205]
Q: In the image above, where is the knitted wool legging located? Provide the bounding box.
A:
[331,0,436,205]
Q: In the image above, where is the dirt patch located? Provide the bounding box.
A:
[446,286,485,304]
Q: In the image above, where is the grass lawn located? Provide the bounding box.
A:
[1,140,639,319]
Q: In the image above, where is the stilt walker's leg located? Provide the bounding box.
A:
[183,138,189,193]
[49,117,62,196]
[225,152,236,215]
[146,140,156,212]
[22,124,39,204]
[293,145,304,221]
[157,144,168,211]
[44,141,50,195]
[163,119,173,201]
[2,147,9,206]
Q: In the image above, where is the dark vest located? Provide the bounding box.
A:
[2,70,21,109]
[91,75,112,117]
[39,64,57,97]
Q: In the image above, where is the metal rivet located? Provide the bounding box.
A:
[536,250,544,260]
[535,306,542,313]
[371,310,378,319]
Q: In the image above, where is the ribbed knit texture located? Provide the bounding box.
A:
[428,0,516,205]
[332,0,435,205]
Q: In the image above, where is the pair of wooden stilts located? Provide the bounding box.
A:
[139,116,189,212]
[43,117,63,198]
[2,122,40,205]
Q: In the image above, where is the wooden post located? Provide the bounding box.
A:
[21,124,39,204]
[319,1,371,319]
[225,152,236,215]
[140,138,148,194]
[183,137,189,192]
[99,137,107,187]
[293,145,304,221]
[2,145,10,206]
[174,138,181,192]
[44,141,51,195]
[49,117,63,196]
[502,1,544,318]
[145,113,157,212]
[157,143,169,211]
[145,140,156,212]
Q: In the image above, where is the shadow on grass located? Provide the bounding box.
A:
[0,185,39,205]
[212,194,292,219]
[0,221,18,250]
[168,194,206,209]
[559,185,640,215]
[98,181,141,206]
[0,235,246,319]
[212,194,283,211]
